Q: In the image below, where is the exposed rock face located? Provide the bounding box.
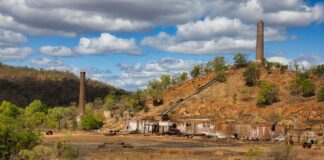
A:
[256,20,264,64]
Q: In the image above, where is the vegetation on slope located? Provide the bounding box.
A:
[0,64,128,107]
[135,54,324,121]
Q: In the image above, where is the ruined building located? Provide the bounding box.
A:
[256,20,264,64]
[79,71,86,117]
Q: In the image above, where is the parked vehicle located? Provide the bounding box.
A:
[273,135,285,142]
[302,138,317,149]
[164,128,181,135]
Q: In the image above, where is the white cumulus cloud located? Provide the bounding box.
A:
[97,57,202,90]
[74,33,141,55]
[0,29,27,47]
[40,46,74,57]
[268,54,323,69]
[0,47,33,61]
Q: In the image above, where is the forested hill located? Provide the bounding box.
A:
[0,64,128,107]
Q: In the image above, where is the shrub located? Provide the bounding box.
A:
[215,70,227,82]
[18,145,53,160]
[267,144,297,160]
[55,142,79,160]
[233,53,247,68]
[81,113,103,130]
[160,74,171,89]
[318,86,324,102]
[288,79,301,95]
[265,61,274,74]
[296,72,309,81]
[190,65,202,78]
[280,65,288,74]
[0,114,40,159]
[204,56,227,73]
[179,72,189,82]
[257,81,279,107]
[25,100,48,115]
[288,72,312,96]
[239,86,252,101]
[232,93,237,105]
[311,64,324,77]
[143,105,150,113]
[266,112,282,124]
[0,100,22,118]
[245,147,265,160]
[301,79,315,97]
[243,64,260,86]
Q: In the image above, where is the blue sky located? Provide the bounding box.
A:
[0,0,324,91]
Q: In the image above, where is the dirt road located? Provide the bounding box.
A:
[43,132,324,160]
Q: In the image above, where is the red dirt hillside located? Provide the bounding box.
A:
[138,67,324,123]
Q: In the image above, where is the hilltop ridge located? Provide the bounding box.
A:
[0,64,128,107]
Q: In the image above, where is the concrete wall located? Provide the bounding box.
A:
[126,119,278,140]
[178,121,273,139]
[234,124,272,140]
[125,119,138,132]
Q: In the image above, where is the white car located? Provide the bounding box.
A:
[273,135,286,141]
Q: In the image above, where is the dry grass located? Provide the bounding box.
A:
[43,133,324,160]
[138,67,324,123]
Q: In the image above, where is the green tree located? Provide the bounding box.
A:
[204,61,214,73]
[301,79,315,97]
[257,81,280,107]
[179,72,189,82]
[212,56,227,72]
[0,101,22,118]
[160,74,171,89]
[80,113,104,130]
[147,80,163,98]
[126,89,147,113]
[204,56,227,73]
[243,64,260,86]
[26,112,47,128]
[104,91,117,111]
[215,69,227,82]
[25,100,48,115]
[317,85,324,102]
[47,107,65,130]
[233,53,247,68]
[311,64,324,77]
[24,100,48,128]
[0,114,40,159]
[190,65,202,78]
[288,72,313,97]
[265,61,274,74]
[280,65,288,74]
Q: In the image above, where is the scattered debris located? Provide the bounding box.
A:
[97,141,134,149]
[46,130,53,135]
[122,144,133,148]
[104,130,119,136]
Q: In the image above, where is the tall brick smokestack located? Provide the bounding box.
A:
[79,71,86,116]
[256,20,264,64]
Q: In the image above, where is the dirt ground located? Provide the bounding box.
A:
[43,132,324,160]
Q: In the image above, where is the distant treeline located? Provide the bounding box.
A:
[0,64,128,107]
